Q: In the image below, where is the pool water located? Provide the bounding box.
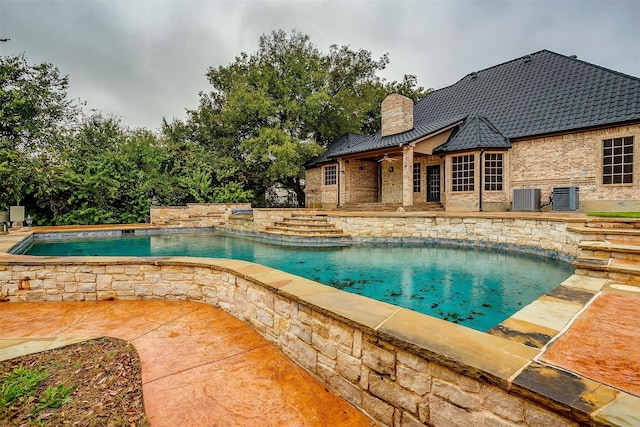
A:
[21,232,573,331]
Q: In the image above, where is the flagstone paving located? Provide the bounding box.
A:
[0,300,375,427]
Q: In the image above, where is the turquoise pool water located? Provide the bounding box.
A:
[21,232,573,331]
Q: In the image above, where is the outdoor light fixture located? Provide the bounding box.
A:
[151,196,158,206]
[25,215,32,230]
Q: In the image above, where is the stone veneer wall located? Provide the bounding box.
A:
[324,215,581,258]
[149,205,583,258]
[381,94,414,137]
[1,256,580,427]
[150,203,252,228]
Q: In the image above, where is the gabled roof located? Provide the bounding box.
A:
[310,49,640,165]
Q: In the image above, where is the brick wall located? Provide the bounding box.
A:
[510,123,640,211]
[307,124,640,212]
[381,158,403,204]
[304,167,323,208]
[1,257,581,427]
[304,165,338,208]
[342,160,379,204]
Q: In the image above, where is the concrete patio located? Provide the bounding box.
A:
[0,300,375,426]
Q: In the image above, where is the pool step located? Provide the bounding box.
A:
[568,226,640,245]
[272,220,336,228]
[267,225,344,234]
[583,217,640,229]
[263,213,349,238]
[574,223,640,284]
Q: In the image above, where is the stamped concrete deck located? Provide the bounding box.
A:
[0,300,375,427]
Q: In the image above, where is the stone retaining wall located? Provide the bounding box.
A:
[325,215,583,257]
[1,256,581,427]
[150,204,584,258]
[150,203,251,228]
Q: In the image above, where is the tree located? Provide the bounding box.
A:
[187,29,429,206]
[0,53,76,152]
[0,54,77,210]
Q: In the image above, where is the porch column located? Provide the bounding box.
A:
[402,145,414,207]
[338,158,347,207]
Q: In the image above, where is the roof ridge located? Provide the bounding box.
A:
[543,50,640,83]
[416,50,550,103]
[416,49,640,108]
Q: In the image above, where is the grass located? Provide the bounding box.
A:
[0,366,73,423]
[0,366,49,409]
[587,212,640,218]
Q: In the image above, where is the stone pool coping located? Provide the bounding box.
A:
[1,224,638,426]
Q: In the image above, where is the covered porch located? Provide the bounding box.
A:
[334,142,447,211]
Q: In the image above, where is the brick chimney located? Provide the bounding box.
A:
[381,94,413,137]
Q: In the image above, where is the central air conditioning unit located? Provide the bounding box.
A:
[512,188,541,211]
[553,186,579,211]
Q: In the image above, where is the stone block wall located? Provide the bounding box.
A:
[381,94,414,137]
[1,257,581,427]
[144,205,583,258]
[325,215,581,258]
[150,203,251,228]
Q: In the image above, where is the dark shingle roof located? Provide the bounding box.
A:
[312,50,640,164]
[306,133,369,167]
[416,50,640,143]
[336,116,465,156]
[435,116,510,153]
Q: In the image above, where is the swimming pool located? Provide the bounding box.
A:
[20,232,573,331]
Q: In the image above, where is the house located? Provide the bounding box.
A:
[304,50,640,212]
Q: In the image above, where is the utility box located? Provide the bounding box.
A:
[512,188,541,211]
[553,187,579,211]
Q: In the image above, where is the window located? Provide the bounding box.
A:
[324,165,337,185]
[452,155,475,192]
[413,163,421,192]
[484,153,503,191]
[603,137,634,184]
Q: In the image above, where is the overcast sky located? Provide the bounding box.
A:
[1,0,639,131]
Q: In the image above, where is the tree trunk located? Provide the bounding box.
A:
[292,180,305,207]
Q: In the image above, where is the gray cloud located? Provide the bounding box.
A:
[1,0,638,131]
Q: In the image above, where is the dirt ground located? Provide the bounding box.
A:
[0,337,147,427]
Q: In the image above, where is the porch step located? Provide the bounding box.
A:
[407,202,444,212]
[337,202,444,212]
[338,203,401,212]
